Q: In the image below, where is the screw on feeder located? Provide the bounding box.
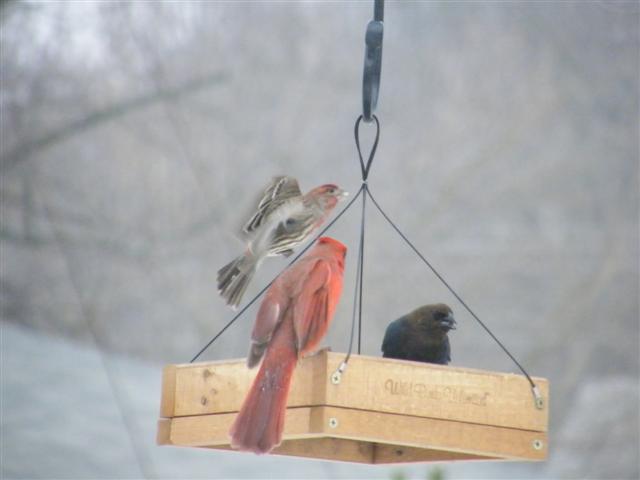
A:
[331,361,348,385]
[362,0,384,122]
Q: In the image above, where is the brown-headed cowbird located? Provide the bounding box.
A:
[381,304,456,365]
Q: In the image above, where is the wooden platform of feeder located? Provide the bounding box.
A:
[157,350,548,464]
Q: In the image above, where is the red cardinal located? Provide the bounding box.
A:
[229,236,347,454]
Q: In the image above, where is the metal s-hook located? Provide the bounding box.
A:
[362,0,384,123]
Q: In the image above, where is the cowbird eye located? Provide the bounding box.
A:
[434,311,447,320]
[285,218,296,226]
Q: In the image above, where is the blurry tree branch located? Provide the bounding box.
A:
[1,71,229,171]
[1,188,224,261]
[1,201,225,258]
[0,223,150,260]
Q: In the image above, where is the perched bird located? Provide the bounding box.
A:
[218,176,347,309]
[381,304,456,365]
[229,237,347,454]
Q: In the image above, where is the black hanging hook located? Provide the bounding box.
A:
[362,0,384,122]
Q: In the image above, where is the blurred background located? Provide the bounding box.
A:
[1,1,638,479]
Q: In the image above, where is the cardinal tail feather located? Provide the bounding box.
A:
[229,344,297,454]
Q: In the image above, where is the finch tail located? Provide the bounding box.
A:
[229,319,297,454]
[217,253,257,308]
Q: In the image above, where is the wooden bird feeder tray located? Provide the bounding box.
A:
[157,350,549,464]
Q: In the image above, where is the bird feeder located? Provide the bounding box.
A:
[157,350,548,464]
[157,0,550,465]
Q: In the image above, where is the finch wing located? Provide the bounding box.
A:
[243,176,302,235]
[267,210,317,256]
[292,259,331,354]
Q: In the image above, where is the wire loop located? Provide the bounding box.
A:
[354,114,380,181]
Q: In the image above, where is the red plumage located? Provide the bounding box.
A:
[229,237,347,454]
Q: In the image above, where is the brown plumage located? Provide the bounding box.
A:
[217,176,347,309]
[381,304,456,365]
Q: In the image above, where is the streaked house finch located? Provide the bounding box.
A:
[381,304,456,365]
[229,237,347,454]
[217,176,347,308]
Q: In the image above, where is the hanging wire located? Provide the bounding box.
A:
[345,236,363,362]
[330,0,383,379]
[331,116,377,383]
[331,1,543,409]
[366,188,543,407]
[189,184,364,363]
[334,120,543,407]
[343,174,368,364]
[190,0,543,409]
[356,191,367,354]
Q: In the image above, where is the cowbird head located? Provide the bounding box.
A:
[417,303,456,332]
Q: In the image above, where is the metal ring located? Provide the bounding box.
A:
[354,114,380,181]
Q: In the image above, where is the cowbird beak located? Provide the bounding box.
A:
[439,313,456,331]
